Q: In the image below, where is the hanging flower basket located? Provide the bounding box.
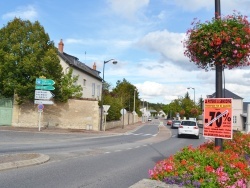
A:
[183,11,250,70]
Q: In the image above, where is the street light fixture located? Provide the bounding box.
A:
[187,87,195,104]
[100,59,117,131]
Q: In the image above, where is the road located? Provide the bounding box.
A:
[0,119,205,188]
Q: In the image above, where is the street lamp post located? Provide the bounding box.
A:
[142,99,145,123]
[187,87,195,104]
[133,88,137,124]
[215,0,223,151]
[100,59,117,131]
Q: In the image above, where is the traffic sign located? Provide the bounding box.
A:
[35,90,54,100]
[120,108,127,115]
[35,85,55,90]
[103,105,110,112]
[38,104,44,110]
[203,98,232,139]
[36,78,55,86]
[34,100,54,105]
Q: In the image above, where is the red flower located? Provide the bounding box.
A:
[183,11,250,70]
[205,165,214,173]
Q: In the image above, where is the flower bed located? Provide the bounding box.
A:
[149,132,250,187]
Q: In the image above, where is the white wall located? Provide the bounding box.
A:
[232,99,243,130]
[59,57,102,100]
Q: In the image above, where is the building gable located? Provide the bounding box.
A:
[208,88,243,99]
[58,52,102,81]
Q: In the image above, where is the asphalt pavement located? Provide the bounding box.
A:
[0,121,178,188]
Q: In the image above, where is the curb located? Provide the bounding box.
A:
[0,153,50,171]
[129,179,181,188]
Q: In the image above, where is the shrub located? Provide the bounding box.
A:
[149,132,250,187]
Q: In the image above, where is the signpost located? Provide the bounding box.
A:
[37,104,44,131]
[103,105,110,131]
[35,90,54,100]
[35,85,55,90]
[34,100,54,105]
[203,98,232,139]
[120,108,127,129]
[34,78,55,105]
[36,78,55,86]
[35,78,55,131]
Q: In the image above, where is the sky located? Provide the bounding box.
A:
[1,0,250,104]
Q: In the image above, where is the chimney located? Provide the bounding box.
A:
[93,62,96,70]
[58,39,64,53]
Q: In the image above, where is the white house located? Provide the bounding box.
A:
[57,39,102,101]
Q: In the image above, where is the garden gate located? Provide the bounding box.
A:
[0,98,13,126]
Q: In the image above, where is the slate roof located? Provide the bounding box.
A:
[208,88,243,99]
[243,102,250,113]
[58,51,102,81]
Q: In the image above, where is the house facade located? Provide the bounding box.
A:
[57,39,102,101]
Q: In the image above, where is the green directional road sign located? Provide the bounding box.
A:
[35,85,55,90]
[36,78,55,86]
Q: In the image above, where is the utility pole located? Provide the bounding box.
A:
[215,0,223,151]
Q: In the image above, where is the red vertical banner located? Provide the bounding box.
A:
[203,98,232,139]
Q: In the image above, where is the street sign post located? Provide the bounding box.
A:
[203,98,232,139]
[35,78,56,131]
[34,100,54,105]
[35,78,55,105]
[35,85,55,90]
[38,104,44,111]
[36,78,55,86]
[35,90,54,100]
[37,104,44,131]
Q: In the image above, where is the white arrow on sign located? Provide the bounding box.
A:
[35,90,54,100]
[34,100,54,105]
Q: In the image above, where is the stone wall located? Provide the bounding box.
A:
[11,99,140,131]
[105,113,140,130]
[12,99,100,131]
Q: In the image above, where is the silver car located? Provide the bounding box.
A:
[171,120,181,129]
[177,120,200,139]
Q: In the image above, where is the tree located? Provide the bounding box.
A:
[58,68,83,102]
[197,96,204,112]
[105,95,122,121]
[184,92,191,100]
[112,78,137,112]
[0,18,63,103]
[163,94,201,119]
[102,78,141,121]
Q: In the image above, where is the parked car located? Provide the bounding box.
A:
[148,117,152,121]
[177,120,200,139]
[171,120,181,129]
[167,119,172,126]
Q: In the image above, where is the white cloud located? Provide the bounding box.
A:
[65,37,133,49]
[171,0,212,12]
[107,0,149,20]
[137,30,195,70]
[2,5,38,21]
